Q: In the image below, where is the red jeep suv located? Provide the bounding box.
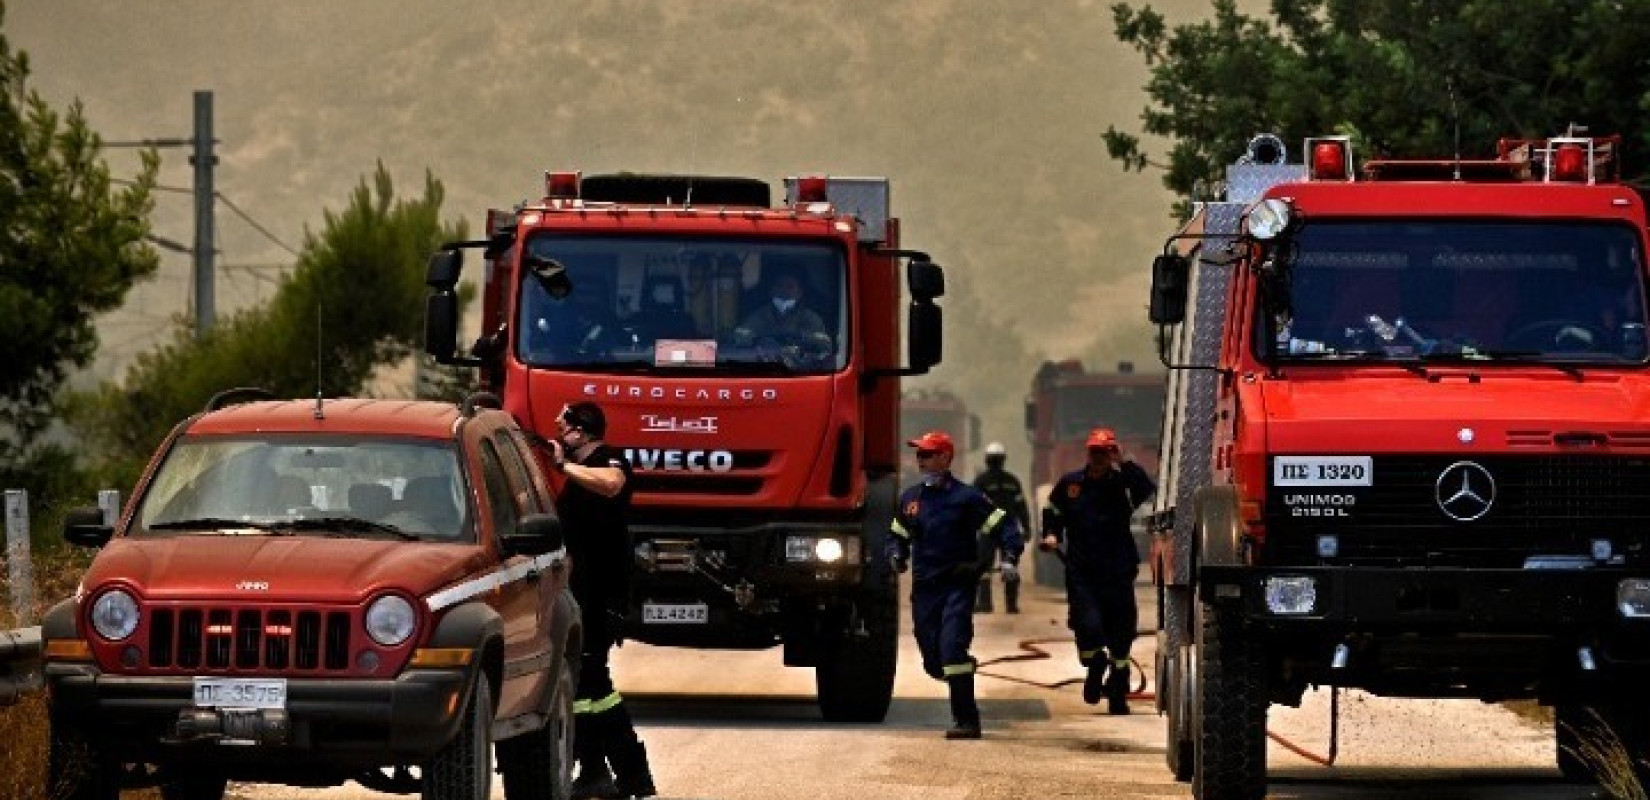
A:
[43,390,579,800]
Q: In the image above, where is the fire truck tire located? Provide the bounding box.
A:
[48,712,119,800]
[1192,601,1266,800]
[499,659,575,800]
[423,676,494,800]
[815,589,899,723]
[159,775,228,800]
[1163,641,1195,782]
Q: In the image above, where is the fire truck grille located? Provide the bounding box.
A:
[146,606,354,673]
[1265,455,1650,567]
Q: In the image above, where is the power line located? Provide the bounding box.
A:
[215,192,299,257]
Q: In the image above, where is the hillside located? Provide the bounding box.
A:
[9,0,1234,456]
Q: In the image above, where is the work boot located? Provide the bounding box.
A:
[944,721,983,739]
[1004,576,1020,614]
[1082,661,1108,706]
[609,740,657,798]
[571,766,619,800]
[1107,660,1132,716]
[946,671,981,739]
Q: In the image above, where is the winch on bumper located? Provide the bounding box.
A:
[45,660,479,767]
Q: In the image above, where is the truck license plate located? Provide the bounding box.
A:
[642,602,709,624]
[193,677,287,710]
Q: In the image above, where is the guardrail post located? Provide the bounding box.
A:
[99,488,121,526]
[4,489,34,625]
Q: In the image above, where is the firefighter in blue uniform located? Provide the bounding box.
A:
[888,431,1024,739]
[1041,427,1156,715]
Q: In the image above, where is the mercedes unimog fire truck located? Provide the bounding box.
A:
[424,173,944,722]
[1145,132,1650,799]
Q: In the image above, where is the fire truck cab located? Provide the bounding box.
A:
[1148,132,1650,798]
[425,172,944,722]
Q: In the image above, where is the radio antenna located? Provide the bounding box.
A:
[313,295,325,420]
[1448,76,1462,181]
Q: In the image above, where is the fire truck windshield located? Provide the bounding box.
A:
[1264,220,1648,364]
[516,235,848,375]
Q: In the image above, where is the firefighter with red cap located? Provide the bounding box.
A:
[1041,427,1156,714]
[888,430,1024,739]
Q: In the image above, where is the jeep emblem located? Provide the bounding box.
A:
[236,580,270,591]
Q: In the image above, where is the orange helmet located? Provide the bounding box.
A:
[1085,427,1119,450]
[906,431,956,456]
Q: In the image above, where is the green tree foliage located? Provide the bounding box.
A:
[0,1,158,459]
[1104,0,1650,210]
[70,165,468,485]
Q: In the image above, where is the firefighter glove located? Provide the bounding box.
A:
[999,562,1020,582]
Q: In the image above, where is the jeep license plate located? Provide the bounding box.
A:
[193,677,287,710]
[642,602,709,624]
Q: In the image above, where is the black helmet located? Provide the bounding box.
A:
[559,401,607,438]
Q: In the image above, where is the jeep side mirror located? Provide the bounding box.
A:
[503,513,565,557]
[1149,253,1190,325]
[63,507,113,548]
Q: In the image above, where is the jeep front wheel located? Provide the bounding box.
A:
[1191,600,1267,800]
[499,659,575,800]
[423,677,494,800]
[816,589,899,722]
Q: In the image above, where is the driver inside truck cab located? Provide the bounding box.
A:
[732,272,830,352]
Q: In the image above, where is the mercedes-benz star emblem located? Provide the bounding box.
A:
[1436,461,1495,522]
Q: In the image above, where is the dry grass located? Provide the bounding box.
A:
[0,547,159,800]
[1561,708,1649,800]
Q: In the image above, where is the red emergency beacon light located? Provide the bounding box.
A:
[545,171,582,200]
[795,175,829,203]
[1305,137,1353,181]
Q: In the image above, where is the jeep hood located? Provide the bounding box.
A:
[84,535,487,604]
[1261,372,1650,453]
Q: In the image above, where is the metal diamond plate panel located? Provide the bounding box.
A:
[1227,164,1306,203]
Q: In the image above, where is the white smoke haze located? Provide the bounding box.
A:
[9,0,1243,453]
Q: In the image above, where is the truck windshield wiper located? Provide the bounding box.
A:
[1286,350,1428,377]
[275,517,421,541]
[716,359,797,375]
[1466,349,1584,380]
[148,518,280,532]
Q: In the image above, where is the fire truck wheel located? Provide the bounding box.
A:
[1191,601,1266,800]
[159,774,228,800]
[499,659,575,800]
[424,676,494,800]
[1162,642,1195,782]
[815,590,899,723]
[48,712,120,800]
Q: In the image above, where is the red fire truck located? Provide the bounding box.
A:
[1022,359,1165,490]
[898,387,980,485]
[1148,132,1650,798]
[424,173,944,722]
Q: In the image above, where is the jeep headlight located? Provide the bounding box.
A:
[90,589,140,641]
[365,595,417,646]
[1263,575,1318,615]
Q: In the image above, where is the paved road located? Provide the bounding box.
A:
[239,577,1596,800]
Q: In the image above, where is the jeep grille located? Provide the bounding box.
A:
[146,605,354,673]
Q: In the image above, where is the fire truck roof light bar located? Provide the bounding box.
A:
[1304,136,1354,182]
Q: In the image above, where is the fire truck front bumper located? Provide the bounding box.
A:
[1200,565,1650,660]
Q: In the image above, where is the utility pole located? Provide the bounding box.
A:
[107,90,218,339]
[190,91,216,338]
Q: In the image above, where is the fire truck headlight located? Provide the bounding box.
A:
[1263,575,1318,615]
[785,535,859,564]
[91,589,140,641]
[1243,198,1294,241]
[1617,579,1650,618]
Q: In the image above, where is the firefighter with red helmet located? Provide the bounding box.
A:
[888,431,1024,739]
[972,441,1032,613]
[1041,427,1156,715]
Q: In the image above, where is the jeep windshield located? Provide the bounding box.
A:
[1260,220,1649,366]
[515,234,849,375]
[134,435,471,542]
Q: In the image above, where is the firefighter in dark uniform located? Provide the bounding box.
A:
[547,402,657,799]
[1041,427,1156,715]
[888,431,1024,739]
[972,441,1032,614]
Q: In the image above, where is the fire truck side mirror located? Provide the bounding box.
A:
[427,250,463,289]
[909,301,942,372]
[425,290,460,363]
[907,258,946,301]
[1149,253,1191,325]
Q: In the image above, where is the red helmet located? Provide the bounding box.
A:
[906,431,956,456]
[1086,428,1119,450]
